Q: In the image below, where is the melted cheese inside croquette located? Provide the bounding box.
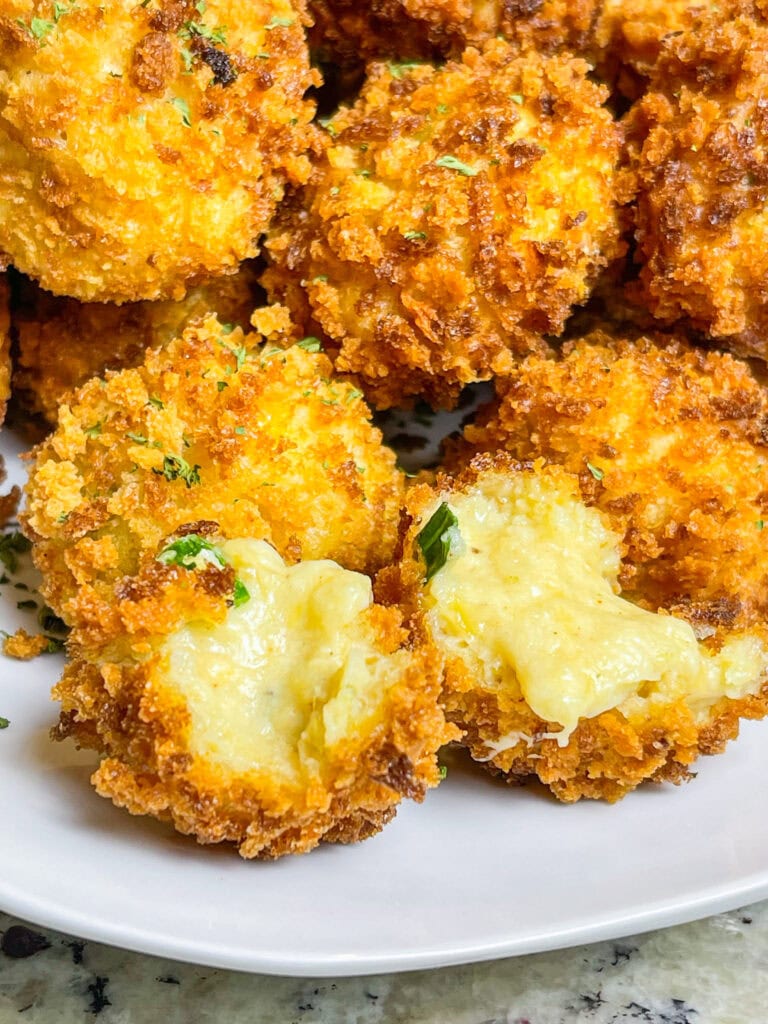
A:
[423,473,768,742]
[160,540,409,780]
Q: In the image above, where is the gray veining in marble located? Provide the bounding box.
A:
[1,901,767,1023]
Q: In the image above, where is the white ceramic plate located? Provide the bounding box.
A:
[2,426,768,978]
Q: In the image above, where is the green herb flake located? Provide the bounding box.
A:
[586,461,604,481]
[435,154,479,176]
[153,454,201,488]
[0,718,9,730]
[265,15,294,28]
[220,322,236,335]
[354,168,372,178]
[29,16,56,41]
[234,425,245,436]
[297,336,323,352]
[387,60,424,78]
[312,274,328,284]
[416,503,460,583]
[757,520,765,530]
[216,380,229,392]
[232,578,250,607]
[438,764,448,780]
[17,599,38,611]
[0,532,32,575]
[169,96,192,127]
[403,230,427,241]
[148,395,164,409]
[511,93,524,105]
[157,534,227,571]
[44,637,66,654]
[38,606,66,633]
[125,432,150,446]
[84,421,102,438]
[345,388,363,404]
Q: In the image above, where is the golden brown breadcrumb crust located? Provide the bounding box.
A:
[0,0,319,301]
[378,452,768,802]
[12,264,261,427]
[2,628,53,660]
[0,274,9,426]
[264,40,629,408]
[456,332,768,626]
[53,536,454,858]
[22,313,405,650]
[308,0,602,68]
[627,2,768,357]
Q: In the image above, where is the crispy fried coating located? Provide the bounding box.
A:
[52,533,454,858]
[380,449,768,803]
[594,0,700,99]
[264,41,629,408]
[22,312,405,650]
[627,3,768,357]
[308,0,602,69]
[0,274,10,425]
[12,264,261,427]
[0,0,319,302]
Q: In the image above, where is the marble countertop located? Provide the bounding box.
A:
[1,903,766,1023]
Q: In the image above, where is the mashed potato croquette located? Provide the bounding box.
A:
[0,0,318,302]
[627,3,768,356]
[264,40,629,408]
[379,455,768,802]
[12,264,261,426]
[308,0,602,67]
[53,532,454,857]
[22,312,405,651]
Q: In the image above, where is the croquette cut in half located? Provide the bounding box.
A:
[0,0,318,302]
[627,1,768,358]
[22,308,406,652]
[378,333,768,802]
[264,38,630,409]
[12,263,261,427]
[54,527,453,858]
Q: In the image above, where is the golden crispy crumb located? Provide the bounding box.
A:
[627,3,768,356]
[3,629,53,660]
[12,264,261,427]
[264,40,629,408]
[0,0,319,301]
[22,311,406,652]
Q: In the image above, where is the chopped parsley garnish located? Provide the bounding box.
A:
[586,461,604,481]
[438,764,448,780]
[157,534,250,607]
[511,93,524,105]
[148,395,164,409]
[85,421,102,438]
[38,606,66,633]
[435,155,479,176]
[44,637,66,653]
[403,230,427,241]
[220,322,236,335]
[265,15,294,28]
[153,454,201,488]
[217,381,229,392]
[297,336,323,352]
[169,97,192,127]
[179,19,228,45]
[387,60,424,78]
[0,718,9,730]
[757,520,765,530]
[417,503,460,583]
[17,599,37,611]
[345,388,363,404]
[0,532,32,575]
[125,432,149,446]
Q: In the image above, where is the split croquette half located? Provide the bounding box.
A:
[22,312,406,652]
[379,454,768,802]
[0,0,319,302]
[264,40,629,409]
[627,2,768,357]
[12,263,261,427]
[54,531,454,858]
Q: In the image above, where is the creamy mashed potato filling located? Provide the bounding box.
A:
[423,472,768,742]
[159,540,407,781]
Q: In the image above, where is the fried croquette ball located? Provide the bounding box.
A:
[379,454,768,803]
[0,0,318,302]
[22,312,405,648]
[594,0,700,99]
[457,332,768,623]
[264,40,629,409]
[53,531,453,858]
[307,0,602,69]
[12,264,261,427]
[627,3,768,357]
[0,275,10,425]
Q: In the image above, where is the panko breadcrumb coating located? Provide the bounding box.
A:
[12,263,261,427]
[308,0,602,69]
[0,274,10,425]
[594,0,699,99]
[0,0,319,302]
[627,2,768,358]
[391,333,768,798]
[380,450,768,804]
[22,312,405,651]
[264,40,629,408]
[52,531,454,858]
